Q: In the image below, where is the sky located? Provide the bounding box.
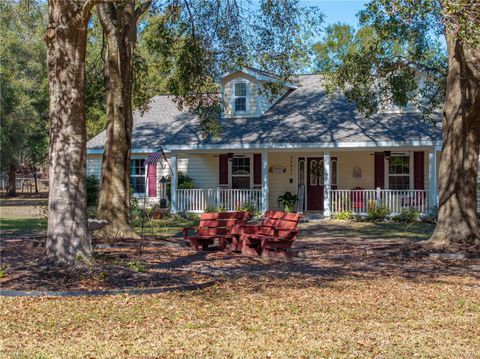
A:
[300,0,368,27]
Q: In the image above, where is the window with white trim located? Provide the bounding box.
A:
[388,155,410,190]
[130,159,146,194]
[231,156,251,189]
[233,82,247,113]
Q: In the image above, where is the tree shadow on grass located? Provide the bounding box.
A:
[148,221,478,291]
[1,221,478,293]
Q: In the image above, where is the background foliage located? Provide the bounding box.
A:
[0,0,49,176]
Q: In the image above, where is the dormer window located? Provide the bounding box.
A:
[233,81,248,113]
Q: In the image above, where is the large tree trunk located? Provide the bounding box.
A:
[45,1,96,265]
[96,2,149,239]
[429,27,480,247]
[7,164,16,197]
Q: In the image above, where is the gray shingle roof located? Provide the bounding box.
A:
[87,75,441,150]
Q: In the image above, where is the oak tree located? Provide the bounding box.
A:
[45,0,99,264]
[314,0,480,247]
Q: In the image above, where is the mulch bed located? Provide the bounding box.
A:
[2,229,479,293]
[0,236,214,292]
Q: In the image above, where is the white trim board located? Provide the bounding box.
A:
[87,141,443,155]
[161,140,443,152]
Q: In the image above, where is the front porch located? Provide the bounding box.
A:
[168,147,441,216]
[174,187,430,215]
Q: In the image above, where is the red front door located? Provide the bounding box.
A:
[307,157,324,211]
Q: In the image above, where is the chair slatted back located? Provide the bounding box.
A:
[258,210,288,235]
[275,213,301,239]
[197,212,251,237]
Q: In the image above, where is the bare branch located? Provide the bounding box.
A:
[135,0,151,20]
[82,0,101,23]
[97,2,116,34]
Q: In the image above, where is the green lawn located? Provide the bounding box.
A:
[316,220,436,241]
[0,217,47,233]
[0,197,47,237]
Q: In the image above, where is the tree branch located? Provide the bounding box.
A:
[135,0,151,20]
[183,0,196,40]
[97,2,116,34]
[82,0,102,23]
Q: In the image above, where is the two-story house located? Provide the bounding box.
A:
[87,67,442,216]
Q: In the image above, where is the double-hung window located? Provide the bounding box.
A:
[130,159,146,194]
[233,82,247,113]
[388,155,410,190]
[231,156,251,189]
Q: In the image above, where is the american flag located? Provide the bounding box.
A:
[144,152,163,165]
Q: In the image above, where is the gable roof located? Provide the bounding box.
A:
[221,67,298,89]
[87,74,442,152]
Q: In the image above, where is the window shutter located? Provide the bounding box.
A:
[374,152,385,189]
[413,151,424,189]
[219,154,228,186]
[253,153,262,186]
[147,163,157,197]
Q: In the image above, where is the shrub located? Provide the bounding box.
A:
[127,261,148,273]
[394,208,420,223]
[86,174,100,207]
[166,172,196,199]
[130,187,142,221]
[178,172,196,189]
[237,201,262,218]
[422,205,438,223]
[87,206,97,219]
[367,204,390,221]
[204,204,226,213]
[0,264,8,279]
[333,210,353,220]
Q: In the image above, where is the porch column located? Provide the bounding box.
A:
[261,151,269,213]
[170,152,178,213]
[323,151,331,217]
[428,146,438,208]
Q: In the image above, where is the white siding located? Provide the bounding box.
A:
[176,154,218,188]
[221,72,290,117]
[267,152,296,210]
[86,156,102,178]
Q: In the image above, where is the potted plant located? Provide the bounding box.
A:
[277,191,298,212]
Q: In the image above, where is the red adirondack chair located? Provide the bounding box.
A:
[237,211,301,257]
[183,212,251,250]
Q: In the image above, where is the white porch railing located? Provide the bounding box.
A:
[177,188,262,213]
[331,188,429,215]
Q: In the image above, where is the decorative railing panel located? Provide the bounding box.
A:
[331,189,429,215]
[176,188,262,213]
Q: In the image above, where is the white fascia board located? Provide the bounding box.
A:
[163,140,443,152]
[87,147,166,155]
[221,67,298,89]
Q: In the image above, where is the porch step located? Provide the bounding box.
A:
[300,213,325,222]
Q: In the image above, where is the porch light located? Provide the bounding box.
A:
[384,151,391,161]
